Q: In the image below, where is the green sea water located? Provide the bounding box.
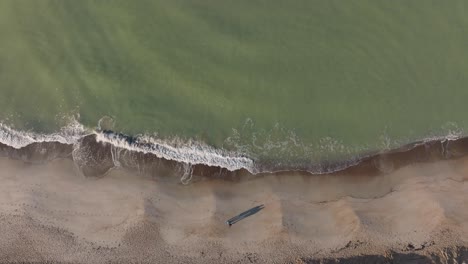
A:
[1,1,468,164]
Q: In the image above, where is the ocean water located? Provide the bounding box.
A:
[1,1,468,174]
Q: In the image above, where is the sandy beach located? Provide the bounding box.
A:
[0,155,466,263]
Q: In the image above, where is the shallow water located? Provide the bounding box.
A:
[1,1,468,167]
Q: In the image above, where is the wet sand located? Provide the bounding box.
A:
[0,155,467,263]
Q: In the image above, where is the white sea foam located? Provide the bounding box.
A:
[0,120,87,149]
[95,132,256,173]
[0,120,255,172]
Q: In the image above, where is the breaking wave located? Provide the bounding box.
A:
[0,119,87,149]
[0,120,256,178]
[95,132,254,172]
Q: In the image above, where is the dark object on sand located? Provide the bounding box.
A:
[226,205,265,226]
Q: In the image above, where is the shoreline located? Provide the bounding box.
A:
[1,132,468,180]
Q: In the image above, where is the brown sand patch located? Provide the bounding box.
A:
[0,157,466,263]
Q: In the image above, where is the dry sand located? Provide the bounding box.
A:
[0,156,467,263]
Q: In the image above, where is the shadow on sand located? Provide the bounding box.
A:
[226,205,265,226]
